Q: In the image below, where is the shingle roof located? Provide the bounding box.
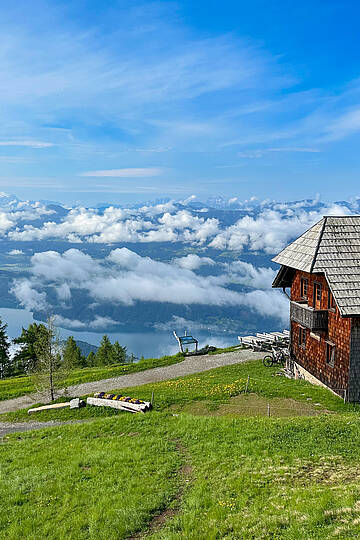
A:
[272,218,325,273]
[272,216,360,317]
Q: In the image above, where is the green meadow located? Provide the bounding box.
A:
[1,360,360,539]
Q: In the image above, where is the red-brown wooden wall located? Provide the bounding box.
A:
[290,270,350,392]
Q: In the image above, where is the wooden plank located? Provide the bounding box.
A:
[28,402,71,414]
[256,333,274,342]
[262,333,278,341]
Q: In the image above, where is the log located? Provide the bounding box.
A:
[86,397,151,413]
[28,402,71,414]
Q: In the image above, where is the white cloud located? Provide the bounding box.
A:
[323,107,360,141]
[80,168,163,177]
[209,203,351,253]
[268,146,320,153]
[174,254,215,270]
[55,283,72,301]
[227,261,275,289]
[8,249,24,255]
[238,147,320,158]
[11,279,47,311]
[54,314,117,330]
[239,289,288,324]
[2,196,353,258]
[0,140,54,148]
[8,206,219,245]
[155,315,220,332]
[0,212,16,233]
[0,1,303,171]
[11,247,288,324]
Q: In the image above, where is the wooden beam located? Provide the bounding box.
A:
[28,402,71,414]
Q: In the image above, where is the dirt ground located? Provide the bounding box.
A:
[169,393,331,417]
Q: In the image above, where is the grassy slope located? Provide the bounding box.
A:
[3,359,357,423]
[0,416,181,539]
[0,352,185,401]
[2,361,360,538]
[0,345,243,402]
[2,413,360,538]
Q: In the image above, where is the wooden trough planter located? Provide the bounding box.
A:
[87,392,152,413]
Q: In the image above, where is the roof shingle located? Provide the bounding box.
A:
[272,216,360,317]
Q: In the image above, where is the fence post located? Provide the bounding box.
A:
[151,391,154,406]
[344,389,347,404]
[245,375,250,393]
[267,403,270,417]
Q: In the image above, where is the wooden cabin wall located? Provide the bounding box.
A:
[349,318,360,401]
[290,270,351,394]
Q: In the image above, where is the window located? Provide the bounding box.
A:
[326,342,335,367]
[300,278,308,299]
[298,326,306,348]
[314,282,322,308]
[327,289,336,310]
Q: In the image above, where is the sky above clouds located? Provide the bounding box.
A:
[1,0,360,205]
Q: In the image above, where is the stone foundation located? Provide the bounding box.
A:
[289,360,344,399]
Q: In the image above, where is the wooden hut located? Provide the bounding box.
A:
[272,216,360,401]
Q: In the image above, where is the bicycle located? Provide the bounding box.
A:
[263,347,289,367]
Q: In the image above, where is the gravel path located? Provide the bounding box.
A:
[0,349,260,415]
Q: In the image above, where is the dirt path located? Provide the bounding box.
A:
[129,438,192,540]
[0,349,260,414]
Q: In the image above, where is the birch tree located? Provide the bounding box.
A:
[33,316,67,401]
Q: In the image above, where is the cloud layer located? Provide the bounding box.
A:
[2,194,357,332]
[1,195,353,254]
[11,247,288,325]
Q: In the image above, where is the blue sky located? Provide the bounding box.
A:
[1,0,360,205]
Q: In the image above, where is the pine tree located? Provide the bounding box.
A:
[95,335,114,366]
[62,336,85,369]
[86,351,96,367]
[13,323,49,375]
[112,341,127,364]
[0,318,11,378]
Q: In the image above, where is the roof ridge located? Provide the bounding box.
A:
[271,217,324,263]
[310,216,327,273]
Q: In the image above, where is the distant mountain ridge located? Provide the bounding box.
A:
[59,339,98,358]
[1,190,359,217]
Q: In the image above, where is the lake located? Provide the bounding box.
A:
[0,307,240,359]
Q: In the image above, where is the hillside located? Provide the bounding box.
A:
[1,360,360,538]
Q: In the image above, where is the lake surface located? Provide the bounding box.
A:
[0,307,240,359]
